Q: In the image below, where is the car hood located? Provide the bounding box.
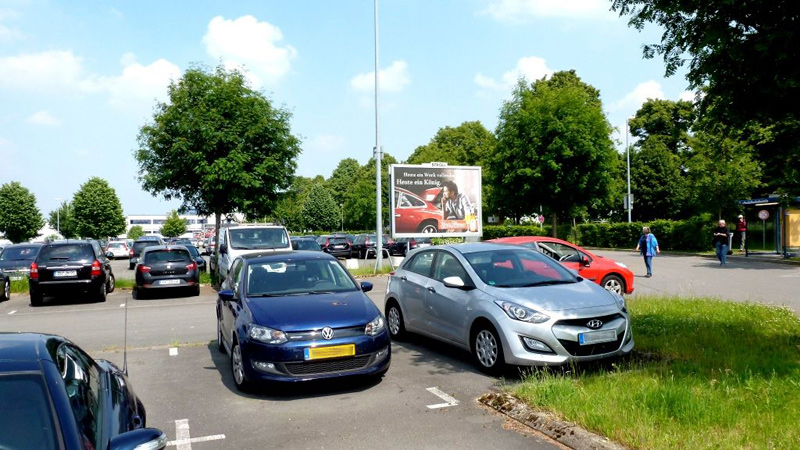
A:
[482,279,617,312]
[0,261,31,271]
[245,290,379,332]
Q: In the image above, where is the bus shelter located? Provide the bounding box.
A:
[737,196,800,258]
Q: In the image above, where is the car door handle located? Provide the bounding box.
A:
[427,286,436,293]
[400,276,407,281]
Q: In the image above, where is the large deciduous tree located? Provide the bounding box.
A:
[342,154,398,230]
[0,181,43,243]
[136,65,301,266]
[611,0,800,194]
[160,210,187,237]
[327,158,361,207]
[301,184,339,231]
[406,121,496,166]
[48,201,78,239]
[488,72,618,236]
[72,177,127,239]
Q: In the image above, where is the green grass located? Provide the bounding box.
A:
[513,297,800,450]
[349,265,394,277]
[9,271,212,294]
[10,278,28,294]
[115,279,135,289]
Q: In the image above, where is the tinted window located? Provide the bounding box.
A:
[57,344,102,449]
[0,246,39,261]
[144,249,191,263]
[247,259,356,295]
[432,252,469,282]
[406,250,435,277]
[133,242,158,255]
[228,228,289,250]
[185,245,200,257]
[330,238,348,245]
[107,242,126,249]
[0,373,60,450]
[293,240,321,251]
[464,249,574,287]
[39,244,93,262]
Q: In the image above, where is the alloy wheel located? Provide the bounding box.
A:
[387,307,400,335]
[232,343,245,385]
[3,280,9,300]
[475,330,498,368]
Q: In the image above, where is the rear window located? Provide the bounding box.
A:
[107,242,126,249]
[0,246,39,261]
[144,249,191,263]
[293,240,320,251]
[0,373,60,450]
[228,227,290,250]
[39,244,93,262]
[330,238,348,245]
[133,242,158,254]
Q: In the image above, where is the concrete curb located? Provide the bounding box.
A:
[479,392,626,450]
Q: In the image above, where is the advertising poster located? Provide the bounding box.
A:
[390,164,482,238]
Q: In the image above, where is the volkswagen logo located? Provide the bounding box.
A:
[586,319,603,329]
[321,326,334,340]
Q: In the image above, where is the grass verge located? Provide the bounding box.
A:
[349,265,394,277]
[513,297,800,449]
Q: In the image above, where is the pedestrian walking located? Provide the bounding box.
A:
[736,214,747,251]
[635,226,660,277]
[713,219,731,266]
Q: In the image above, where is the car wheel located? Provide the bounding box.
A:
[403,247,408,257]
[418,221,438,233]
[360,249,365,259]
[386,301,407,341]
[231,339,252,392]
[96,281,107,303]
[472,324,505,375]
[217,317,226,354]
[129,263,135,270]
[0,278,9,301]
[192,285,201,296]
[107,273,116,294]
[30,290,43,307]
[601,274,624,295]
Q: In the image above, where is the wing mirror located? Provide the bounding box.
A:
[360,281,373,293]
[219,244,228,254]
[109,428,167,450]
[580,255,590,266]
[218,289,234,302]
[106,252,115,259]
[443,276,473,290]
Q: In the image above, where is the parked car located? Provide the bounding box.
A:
[216,251,390,391]
[129,237,163,270]
[202,236,217,256]
[0,332,167,450]
[316,235,351,258]
[0,269,9,302]
[105,241,129,259]
[291,237,322,251]
[185,244,207,273]
[134,245,200,298]
[0,243,43,280]
[29,240,116,306]
[488,236,635,295]
[350,234,393,259]
[217,224,292,283]
[384,243,633,374]
[388,237,432,257]
[394,187,441,234]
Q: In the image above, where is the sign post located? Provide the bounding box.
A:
[537,214,545,230]
[758,209,769,250]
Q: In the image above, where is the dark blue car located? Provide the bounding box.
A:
[0,332,166,450]
[216,251,391,391]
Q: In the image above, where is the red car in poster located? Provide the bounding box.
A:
[488,236,635,295]
[394,188,441,233]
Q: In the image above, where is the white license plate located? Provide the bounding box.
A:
[335,245,345,249]
[10,276,24,281]
[54,270,77,277]
[578,329,617,345]
[159,279,181,285]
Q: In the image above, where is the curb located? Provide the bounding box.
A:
[479,392,625,450]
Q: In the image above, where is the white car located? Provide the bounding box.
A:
[105,241,130,259]
[216,224,291,282]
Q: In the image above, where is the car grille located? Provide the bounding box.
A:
[283,355,371,375]
[286,326,364,342]
[554,313,626,357]
[553,313,623,327]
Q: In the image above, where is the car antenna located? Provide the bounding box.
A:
[123,291,129,375]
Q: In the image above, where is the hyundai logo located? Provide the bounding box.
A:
[586,319,603,329]
[321,326,334,340]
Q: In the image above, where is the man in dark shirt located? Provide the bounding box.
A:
[712,219,731,266]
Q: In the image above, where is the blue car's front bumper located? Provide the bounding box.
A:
[239,331,391,383]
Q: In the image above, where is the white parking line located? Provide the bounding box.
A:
[426,387,460,409]
[120,303,125,308]
[8,310,16,315]
[169,347,178,356]
[167,419,225,449]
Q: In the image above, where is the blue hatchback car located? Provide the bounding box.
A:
[216,251,391,391]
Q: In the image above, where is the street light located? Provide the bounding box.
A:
[340,203,344,232]
[54,196,62,236]
[625,117,633,223]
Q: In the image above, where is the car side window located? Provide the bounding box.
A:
[406,250,436,277]
[91,241,102,258]
[230,259,244,293]
[56,344,102,449]
[545,242,583,263]
[432,252,469,283]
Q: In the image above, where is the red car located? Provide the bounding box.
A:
[487,236,635,295]
[394,188,441,234]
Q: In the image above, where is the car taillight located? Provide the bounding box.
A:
[410,238,417,248]
[91,260,101,277]
[30,262,38,280]
[138,265,151,273]
[187,262,197,271]
[129,249,134,257]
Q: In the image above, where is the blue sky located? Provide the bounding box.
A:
[0,0,691,217]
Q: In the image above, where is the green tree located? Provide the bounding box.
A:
[135,65,301,265]
[72,177,127,239]
[301,184,339,231]
[611,0,800,193]
[488,73,618,236]
[160,210,187,237]
[406,121,496,167]
[127,225,145,240]
[327,158,361,207]
[342,154,398,230]
[48,201,78,239]
[0,181,43,243]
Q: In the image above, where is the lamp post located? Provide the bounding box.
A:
[373,0,383,272]
[625,118,632,223]
[340,203,344,232]
[54,197,62,236]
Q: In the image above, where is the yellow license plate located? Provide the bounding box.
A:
[304,344,355,361]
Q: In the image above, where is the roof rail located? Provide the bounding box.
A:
[221,222,281,228]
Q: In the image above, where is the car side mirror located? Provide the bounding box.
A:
[106,252,114,259]
[219,244,228,254]
[360,281,373,293]
[109,428,167,450]
[218,289,234,302]
[443,276,472,290]
[580,255,590,266]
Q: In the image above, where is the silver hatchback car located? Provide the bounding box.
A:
[384,243,633,373]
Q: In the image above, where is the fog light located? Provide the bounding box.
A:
[624,328,633,344]
[253,361,278,373]
[375,347,389,361]
[522,337,554,353]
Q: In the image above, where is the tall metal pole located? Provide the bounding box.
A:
[55,197,62,235]
[625,119,632,223]
[374,0,383,272]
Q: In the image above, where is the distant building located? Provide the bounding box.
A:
[124,213,245,237]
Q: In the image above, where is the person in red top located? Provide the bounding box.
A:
[736,214,747,251]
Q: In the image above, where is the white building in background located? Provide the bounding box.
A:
[125,213,245,237]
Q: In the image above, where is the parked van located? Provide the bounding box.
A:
[215,224,291,282]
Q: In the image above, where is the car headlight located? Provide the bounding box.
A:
[248,324,287,344]
[494,301,550,323]
[610,291,626,312]
[615,261,628,269]
[365,315,385,336]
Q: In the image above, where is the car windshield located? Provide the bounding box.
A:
[229,228,289,250]
[0,246,39,261]
[39,244,93,262]
[0,373,60,450]
[144,249,191,263]
[107,242,126,249]
[464,248,576,288]
[247,259,357,296]
[293,240,320,251]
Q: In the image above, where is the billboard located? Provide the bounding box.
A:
[390,164,482,238]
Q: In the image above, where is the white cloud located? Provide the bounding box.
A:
[98,53,181,114]
[203,15,296,88]
[308,135,345,153]
[481,0,612,22]
[27,110,61,126]
[350,60,411,93]
[679,90,696,102]
[610,80,665,112]
[0,51,87,94]
[474,56,553,92]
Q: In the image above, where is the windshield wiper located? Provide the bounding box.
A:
[248,293,286,297]
[514,280,576,287]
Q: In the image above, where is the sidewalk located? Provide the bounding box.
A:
[591,247,800,266]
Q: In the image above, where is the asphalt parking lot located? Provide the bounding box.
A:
[1,251,798,449]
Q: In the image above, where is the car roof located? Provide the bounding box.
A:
[2,243,43,249]
[135,236,161,241]
[241,250,333,263]
[439,242,524,255]
[0,333,64,369]
[141,245,191,252]
[42,240,94,246]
